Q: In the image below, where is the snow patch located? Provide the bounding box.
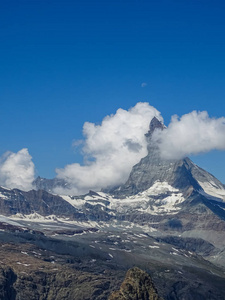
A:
[0,192,8,199]
[198,181,225,202]
[60,181,184,216]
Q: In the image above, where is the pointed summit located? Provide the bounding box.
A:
[150,116,165,132]
[145,117,165,139]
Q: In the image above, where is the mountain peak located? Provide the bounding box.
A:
[146,117,165,139]
[150,116,164,131]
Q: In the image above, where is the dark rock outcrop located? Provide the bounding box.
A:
[108,267,162,300]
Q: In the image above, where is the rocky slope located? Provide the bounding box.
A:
[0,227,225,300]
[0,241,124,300]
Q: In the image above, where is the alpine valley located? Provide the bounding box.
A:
[1,118,225,299]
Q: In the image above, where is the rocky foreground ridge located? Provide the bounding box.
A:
[0,242,122,300]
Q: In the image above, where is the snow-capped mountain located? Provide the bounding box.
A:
[108,117,225,200]
[1,117,225,299]
[2,117,225,226]
[32,116,225,203]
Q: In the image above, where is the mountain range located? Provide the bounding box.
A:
[0,117,225,299]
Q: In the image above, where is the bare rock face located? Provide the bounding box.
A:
[0,187,85,220]
[108,267,162,300]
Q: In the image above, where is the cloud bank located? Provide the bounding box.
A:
[0,148,35,191]
[1,104,225,195]
[154,111,225,160]
[55,102,163,194]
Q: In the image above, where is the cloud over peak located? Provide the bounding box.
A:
[154,110,225,160]
[1,103,225,195]
[55,102,163,194]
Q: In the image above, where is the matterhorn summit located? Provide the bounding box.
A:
[109,117,225,201]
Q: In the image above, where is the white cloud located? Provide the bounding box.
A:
[0,148,35,191]
[2,105,224,195]
[55,102,163,195]
[153,111,225,160]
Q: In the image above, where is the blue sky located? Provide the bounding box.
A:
[1,0,225,183]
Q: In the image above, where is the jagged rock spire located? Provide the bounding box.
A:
[150,116,165,133]
[145,117,165,139]
[108,267,162,300]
